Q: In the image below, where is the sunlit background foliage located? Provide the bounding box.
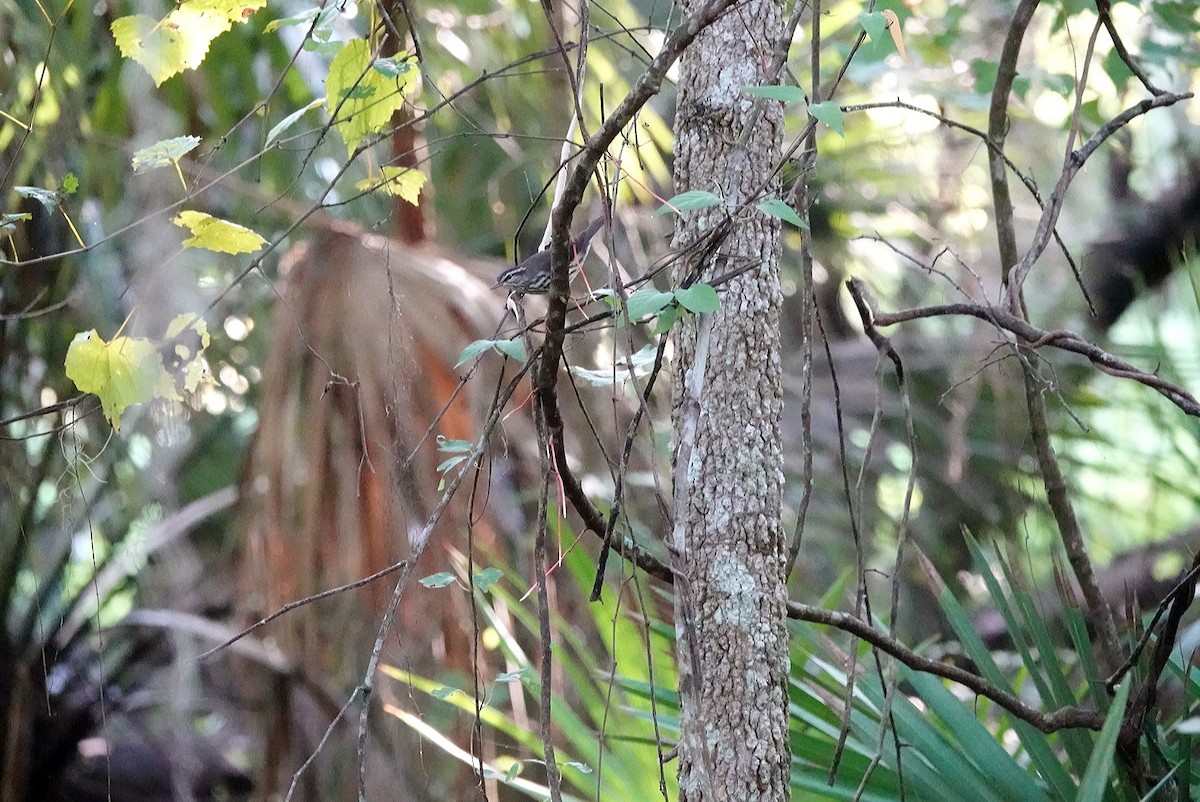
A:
[3,0,1200,797]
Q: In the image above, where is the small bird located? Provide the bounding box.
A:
[491,216,605,296]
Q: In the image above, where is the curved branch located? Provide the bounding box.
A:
[786,601,1106,733]
[1005,90,1192,310]
[854,290,1200,417]
[530,0,745,567]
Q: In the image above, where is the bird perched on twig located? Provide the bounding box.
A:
[491,216,605,296]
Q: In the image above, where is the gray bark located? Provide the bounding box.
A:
[670,1,790,799]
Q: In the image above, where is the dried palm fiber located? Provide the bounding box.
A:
[234,218,663,798]
[238,223,533,673]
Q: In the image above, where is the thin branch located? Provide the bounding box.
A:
[786,601,1106,732]
[988,0,1039,290]
[1020,350,1123,674]
[1095,0,1164,96]
[196,559,407,662]
[858,296,1200,417]
[1004,90,1192,310]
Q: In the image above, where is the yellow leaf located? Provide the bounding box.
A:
[326,40,419,155]
[110,0,265,86]
[172,210,267,254]
[65,331,162,430]
[356,166,426,205]
[163,315,214,396]
[883,10,908,63]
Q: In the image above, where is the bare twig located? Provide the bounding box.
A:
[196,559,407,662]
[786,601,1106,732]
[860,297,1200,417]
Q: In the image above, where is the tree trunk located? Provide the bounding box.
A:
[670,1,790,799]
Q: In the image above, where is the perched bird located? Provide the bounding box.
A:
[491,216,605,296]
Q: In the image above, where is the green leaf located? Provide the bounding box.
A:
[675,283,720,313]
[569,343,660,386]
[435,455,467,473]
[741,85,806,103]
[326,40,418,155]
[13,185,61,210]
[65,330,162,430]
[436,435,473,453]
[625,289,675,320]
[1075,679,1130,801]
[971,59,998,94]
[373,56,418,78]
[590,288,618,308]
[132,136,202,172]
[456,339,495,367]
[1043,72,1075,97]
[419,572,457,589]
[756,198,808,229]
[265,99,323,147]
[61,173,78,194]
[655,190,723,216]
[653,305,680,334]
[859,11,888,42]
[264,4,337,34]
[1154,2,1199,34]
[493,339,526,362]
[474,567,504,592]
[807,101,844,136]
[1101,48,1133,90]
[0,213,32,233]
[504,761,521,782]
[172,210,267,254]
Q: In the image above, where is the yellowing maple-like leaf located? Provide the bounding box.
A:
[172,210,267,254]
[326,40,419,155]
[162,314,214,397]
[356,166,426,205]
[111,0,266,86]
[65,331,162,430]
[65,314,216,429]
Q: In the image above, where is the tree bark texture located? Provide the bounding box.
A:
[670,1,790,799]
